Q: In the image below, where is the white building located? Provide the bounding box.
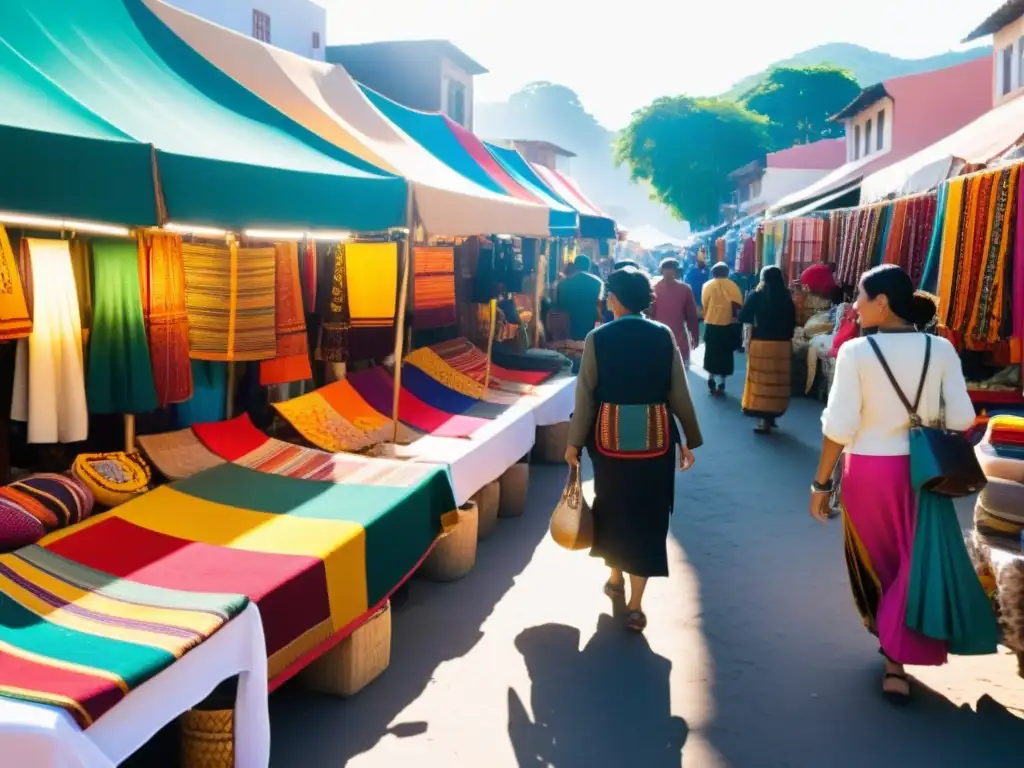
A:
[164,0,326,61]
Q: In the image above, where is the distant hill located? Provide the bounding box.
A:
[723,42,991,98]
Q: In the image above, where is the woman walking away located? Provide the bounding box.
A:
[651,258,700,365]
[739,265,797,433]
[701,262,744,395]
[565,267,703,633]
[811,264,981,702]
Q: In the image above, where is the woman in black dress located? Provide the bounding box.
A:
[565,268,703,632]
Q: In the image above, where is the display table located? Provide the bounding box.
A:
[0,603,269,768]
[523,375,575,427]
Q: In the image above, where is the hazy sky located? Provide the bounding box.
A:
[323,0,1002,129]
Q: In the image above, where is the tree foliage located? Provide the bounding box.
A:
[615,96,769,226]
[741,66,861,149]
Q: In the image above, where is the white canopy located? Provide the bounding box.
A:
[143,0,550,237]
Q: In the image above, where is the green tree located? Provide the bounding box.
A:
[615,96,769,226]
[741,66,861,149]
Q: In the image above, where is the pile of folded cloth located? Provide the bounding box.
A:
[973,415,1024,538]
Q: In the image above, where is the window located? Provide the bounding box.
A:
[312,31,321,50]
[876,109,885,151]
[853,124,861,160]
[252,10,271,43]
[1019,36,1024,92]
[750,178,762,199]
[1002,45,1014,95]
[864,119,873,155]
[446,79,467,127]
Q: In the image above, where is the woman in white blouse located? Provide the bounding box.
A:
[810,265,975,702]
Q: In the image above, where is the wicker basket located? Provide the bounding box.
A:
[534,422,570,464]
[472,481,500,540]
[499,463,530,518]
[298,602,392,698]
[180,708,233,768]
[419,502,478,581]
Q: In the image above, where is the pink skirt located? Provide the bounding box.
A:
[841,453,947,666]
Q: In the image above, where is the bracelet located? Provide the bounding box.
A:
[811,479,833,494]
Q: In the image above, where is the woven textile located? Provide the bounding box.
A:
[183,242,276,362]
[346,242,398,360]
[741,339,792,418]
[260,243,313,386]
[404,347,487,399]
[72,452,153,508]
[41,461,455,681]
[86,238,159,415]
[0,225,30,341]
[140,233,193,406]
[0,544,247,727]
[0,473,94,552]
[412,246,457,329]
[429,337,553,389]
[316,243,350,363]
[137,429,225,481]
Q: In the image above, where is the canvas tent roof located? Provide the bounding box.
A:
[0,37,158,224]
[483,143,579,235]
[0,0,408,232]
[860,96,1024,202]
[142,0,546,237]
[359,86,550,237]
[529,164,617,239]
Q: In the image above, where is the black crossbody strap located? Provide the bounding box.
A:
[865,334,931,422]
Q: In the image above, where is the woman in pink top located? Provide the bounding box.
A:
[650,258,700,364]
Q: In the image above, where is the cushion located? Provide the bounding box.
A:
[0,473,95,553]
[72,451,152,508]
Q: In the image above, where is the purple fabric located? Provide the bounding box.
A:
[842,454,947,666]
[651,278,699,361]
[1015,178,1024,354]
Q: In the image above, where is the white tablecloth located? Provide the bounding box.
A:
[524,375,575,426]
[0,603,269,768]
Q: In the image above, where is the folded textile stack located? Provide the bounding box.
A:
[974,416,1024,538]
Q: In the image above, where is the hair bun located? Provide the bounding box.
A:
[910,292,938,330]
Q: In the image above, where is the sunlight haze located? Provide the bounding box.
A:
[323,0,1001,128]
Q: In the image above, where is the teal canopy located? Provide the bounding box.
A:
[483,144,577,236]
[0,0,407,231]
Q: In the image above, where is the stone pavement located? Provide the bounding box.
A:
[270,368,1024,767]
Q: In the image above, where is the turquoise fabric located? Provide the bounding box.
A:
[614,405,652,451]
[0,0,407,231]
[920,183,947,293]
[484,144,578,235]
[0,35,157,224]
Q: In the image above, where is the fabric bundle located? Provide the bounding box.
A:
[0,473,94,552]
[182,241,277,361]
[86,238,158,415]
[412,246,457,329]
[987,414,1024,460]
[140,233,193,407]
[0,225,31,341]
[72,451,153,508]
[260,243,312,386]
[10,238,89,444]
[316,242,351,363]
[346,242,399,360]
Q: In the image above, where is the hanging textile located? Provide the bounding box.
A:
[316,242,350,363]
[785,219,826,281]
[260,242,312,386]
[182,242,277,362]
[301,238,318,314]
[140,233,193,407]
[171,360,227,428]
[86,238,158,415]
[412,246,457,330]
[68,240,93,355]
[10,239,88,444]
[345,242,399,360]
[0,225,30,341]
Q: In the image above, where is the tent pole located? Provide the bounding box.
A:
[225,363,237,419]
[484,298,497,390]
[391,189,415,443]
[532,245,545,347]
[124,414,136,453]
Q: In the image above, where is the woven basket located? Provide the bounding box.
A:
[180,708,233,768]
[472,481,500,540]
[499,463,530,518]
[534,422,570,464]
[298,602,392,698]
[419,502,478,581]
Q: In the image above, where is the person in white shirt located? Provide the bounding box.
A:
[810,264,975,702]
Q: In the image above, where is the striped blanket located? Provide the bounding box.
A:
[0,545,247,727]
[182,242,277,362]
[412,246,457,329]
[40,460,454,684]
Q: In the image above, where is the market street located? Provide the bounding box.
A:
[270,364,1024,768]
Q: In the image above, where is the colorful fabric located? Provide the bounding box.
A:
[10,239,89,444]
[72,452,153,508]
[428,337,552,391]
[140,233,193,407]
[741,339,792,418]
[182,242,276,362]
[595,403,670,459]
[260,243,312,386]
[348,368,488,438]
[404,346,488,399]
[412,246,457,329]
[0,474,94,552]
[0,225,31,340]
[398,365,508,420]
[346,242,398,360]
[41,461,455,681]
[171,361,226,428]
[0,544,248,726]
[301,239,318,314]
[86,238,158,415]
[68,240,93,356]
[137,428,225,481]
[316,243,350,363]
[193,414,269,462]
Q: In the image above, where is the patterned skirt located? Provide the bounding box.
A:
[741,339,791,418]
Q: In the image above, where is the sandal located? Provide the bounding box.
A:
[604,581,625,599]
[882,672,911,704]
[625,610,647,632]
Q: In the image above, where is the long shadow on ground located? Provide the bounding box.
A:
[268,464,564,765]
